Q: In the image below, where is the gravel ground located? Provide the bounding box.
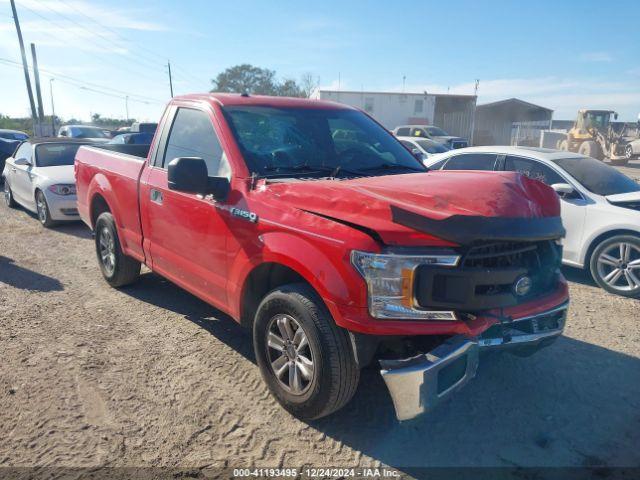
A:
[1,179,639,477]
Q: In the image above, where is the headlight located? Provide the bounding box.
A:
[351,250,460,320]
[48,184,76,195]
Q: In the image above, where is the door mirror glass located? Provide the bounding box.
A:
[14,157,31,166]
[551,182,575,197]
[167,157,229,200]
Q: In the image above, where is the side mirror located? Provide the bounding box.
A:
[411,148,426,161]
[167,157,229,201]
[551,183,575,198]
[14,157,31,166]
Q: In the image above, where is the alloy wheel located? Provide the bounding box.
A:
[36,192,48,223]
[266,314,315,395]
[625,145,633,160]
[596,242,640,292]
[99,226,116,275]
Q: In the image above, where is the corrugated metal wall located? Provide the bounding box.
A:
[433,97,477,144]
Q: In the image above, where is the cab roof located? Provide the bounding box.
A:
[173,92,354,110]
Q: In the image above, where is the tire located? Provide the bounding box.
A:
[3,180,16,208]
[625,144,634,160]
[578,140,603,160]
[35,190,56,228]
[94,212,141,287]
[589,234,640,298]
[253,283,359,420]
[558,139,568,151]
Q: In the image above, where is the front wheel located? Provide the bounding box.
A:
[4,181,16,208]
[590,235,640,298]
[36,190,56,228]
[625,144,634,160]
[253,283,359,420]
[95,212,141,287]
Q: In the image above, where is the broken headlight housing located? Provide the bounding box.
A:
[351,250,460,320]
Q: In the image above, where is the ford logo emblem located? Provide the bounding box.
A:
[514,276,532,296]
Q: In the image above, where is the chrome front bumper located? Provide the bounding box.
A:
[380,302,568,421]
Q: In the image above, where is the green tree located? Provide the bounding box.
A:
[210,64,308,97]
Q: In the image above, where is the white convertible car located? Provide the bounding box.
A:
[425,146,640,298]
[2,138,93,227]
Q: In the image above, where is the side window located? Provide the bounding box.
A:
[163,108,227,177]
[429,158,448,170]
[442,153,496,171]
[396,127,410,136]
[503,156,564,185]
[414,99,424,114]
[14,143,32,162]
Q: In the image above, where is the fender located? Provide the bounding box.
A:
[580,224,640,266]
[227,231,366,324]
[86,174,145,262]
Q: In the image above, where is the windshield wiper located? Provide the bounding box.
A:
[354,164,428,174]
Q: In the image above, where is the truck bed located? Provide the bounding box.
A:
[75,144,148,262]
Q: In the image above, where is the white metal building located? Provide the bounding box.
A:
[312,90,477,143]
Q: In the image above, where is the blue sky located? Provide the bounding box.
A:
[1,0,639,122]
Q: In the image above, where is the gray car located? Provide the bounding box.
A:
[392,124,469,149]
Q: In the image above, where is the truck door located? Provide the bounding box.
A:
[139,105,232,310]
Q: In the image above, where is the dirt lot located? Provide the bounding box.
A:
[1,165,639,476]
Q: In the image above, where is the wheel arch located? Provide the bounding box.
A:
[583,228,640,268]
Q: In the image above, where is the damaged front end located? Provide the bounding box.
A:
[380,302,568,421]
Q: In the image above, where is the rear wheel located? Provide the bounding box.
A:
[590,235,640,298]
[558,139,568,151]
[95,212,140,287]
[578,140,603,160]
[253,283,359,420]
[35,190,56,228]
[3,181,16,208]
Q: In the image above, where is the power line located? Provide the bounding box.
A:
[54,0,212,90]
[16,2,166,84]
[0,57,165,105]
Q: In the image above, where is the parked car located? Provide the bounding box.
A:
[624,136,640,160]
[75,93,569,421]
[0,138,22,181]
[58,125,111,142]
[2,138,93,227]
[397,136,449,161]
[0,129,29,141]
[392,125,469,149]
[425,146,640,298]
[130,122,158,134]
[109,132,154,145]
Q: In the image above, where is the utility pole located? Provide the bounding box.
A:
[49,78,56,134]
[10,0,38,128]
[167,60,174,97]
[125,95,129,121]
[402,75,406,93]
[30,43,45,126]
[474,79,480,96]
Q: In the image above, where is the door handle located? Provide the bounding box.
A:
[150,189,163,205]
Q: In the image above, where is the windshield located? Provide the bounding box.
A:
[427,126,448,136]
[222,106,426,178]
[553,156,640,196]
[416,139,449,154]
[35,143,84,167]
[0,131,28,140]
[70,127,109,139]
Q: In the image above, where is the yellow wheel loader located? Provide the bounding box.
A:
[556,109,630,166]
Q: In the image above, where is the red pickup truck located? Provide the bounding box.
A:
[75,93,569,421]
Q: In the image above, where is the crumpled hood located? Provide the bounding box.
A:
[264,171,561,246]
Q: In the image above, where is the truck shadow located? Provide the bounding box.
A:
[120,272,255,362]
[0,255,64,292]
[118,272,640,471]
